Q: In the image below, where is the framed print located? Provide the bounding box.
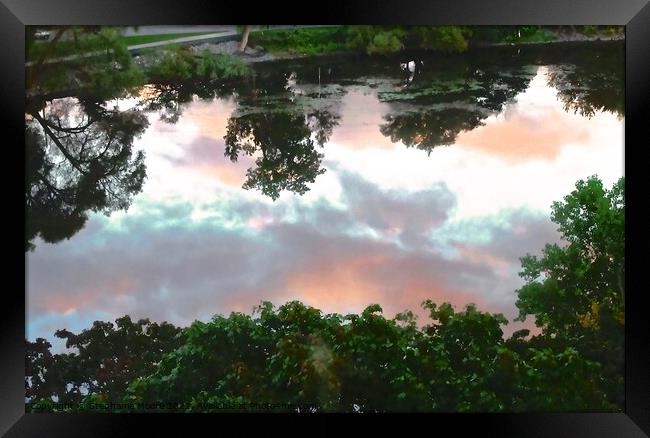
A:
[2,0,649,435]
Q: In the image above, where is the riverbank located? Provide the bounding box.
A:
[188,26,624,64]
[25,25,624,101]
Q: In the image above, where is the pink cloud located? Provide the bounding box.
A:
[455,103,592,163]
[27,174,561,342]
[328,89,397,150]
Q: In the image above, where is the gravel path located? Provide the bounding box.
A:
[189,41,287,63]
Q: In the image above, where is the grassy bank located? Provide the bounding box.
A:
[249,26,348,55]
[246,25,624,57]
[29,31,215,59]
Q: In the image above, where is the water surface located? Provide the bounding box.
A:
[27,42,624,347]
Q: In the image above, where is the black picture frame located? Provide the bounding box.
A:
[2,0,648,435]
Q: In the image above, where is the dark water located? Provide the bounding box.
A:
[137,41,623,198]
[26,41,624,343]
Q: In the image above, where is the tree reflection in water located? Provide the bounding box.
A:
[26,98,148,251]
[224,111,327,200]
[26,41,624,249]
[222,67,343,200]
[545,43,624,118]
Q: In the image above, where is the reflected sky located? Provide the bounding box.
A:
[27,57,624,350]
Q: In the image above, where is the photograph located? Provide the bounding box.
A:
[24,24,626,414]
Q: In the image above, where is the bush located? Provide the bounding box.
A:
[142,47,251,82]
[347,26,471,55]
[195,50,251,80]
[582,25,598,36]
[414,26,472,53]
[249,27,347,55]
[346,26,406,54]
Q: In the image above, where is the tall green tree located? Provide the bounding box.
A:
[515,176,625,407]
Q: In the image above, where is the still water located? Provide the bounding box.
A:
[27,42,624,346]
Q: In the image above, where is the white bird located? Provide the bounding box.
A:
[285,71,297,90]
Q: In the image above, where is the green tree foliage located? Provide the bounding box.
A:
[25,337,58,402]
[26,26,146,102]
[345,26,473,55]
[346,26,403,55]
[575,25,624,38]
[248,27,348,56]
[515,176,625,406]
[26,316,183,405]
[136,48,252,124]
[412,26,473,52]
[469,26,517,44]
[380,108,486,154]
[139,47,251,84]
[133,47,252,125]
[117,299,614,412]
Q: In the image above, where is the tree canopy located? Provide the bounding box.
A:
[26,316,183,404]
[515,175,625,406]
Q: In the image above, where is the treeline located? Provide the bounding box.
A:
[26,176,625,412]
[249,25,625,56]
